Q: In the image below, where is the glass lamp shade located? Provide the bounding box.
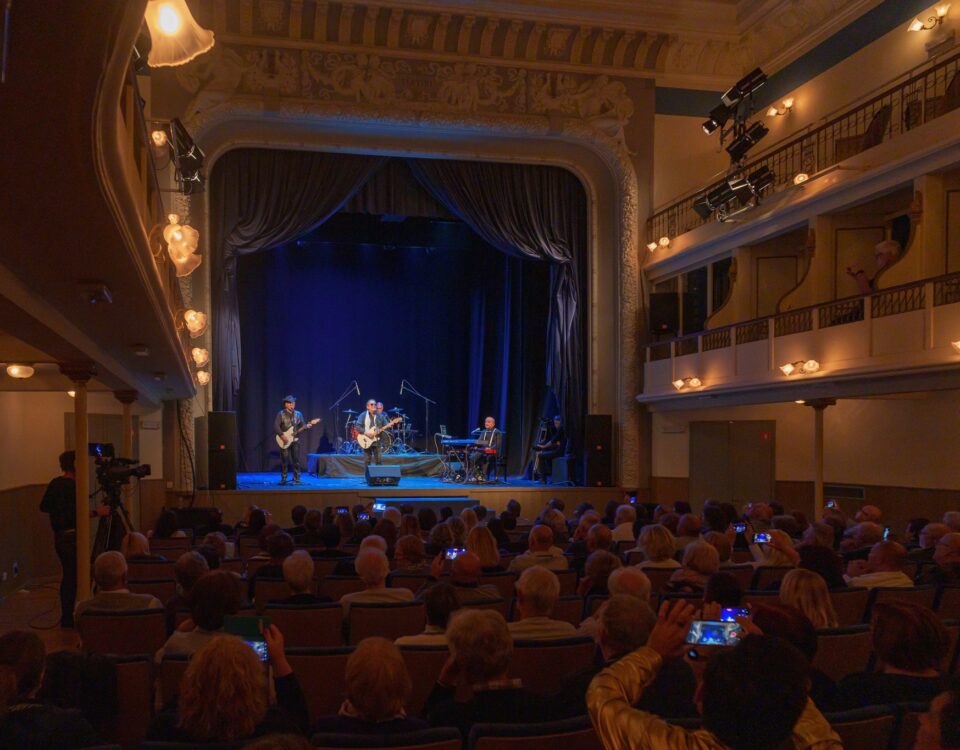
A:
[144,0,215,68]
[191,347,210,367]
[183,309,208,337]
[196,370,211,386]
[173,252,202,277]
[5,364,34,378]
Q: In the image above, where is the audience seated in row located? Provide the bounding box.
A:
[508,566,577,640]
[341,548,414,615]
[845,540,913,588]
[507,525,568,572]
[74,551,161,620]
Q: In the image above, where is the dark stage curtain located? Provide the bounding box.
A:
[210,149,386,409]
[406,159,586,450]
[236,233,551,474]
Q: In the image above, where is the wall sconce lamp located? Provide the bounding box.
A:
[182,309,208,338]
[793,172,809,185]
[909,4,951,31]
[951,340,960,353]
[191,347,210,368]
[780,359,820,376]
[766,98,795,118]
[672,376,703,390]
[646,242,659,252]
[5,363,35,378]
[196,370,211,386]
[144,0,215,68]
[163,214,202,277]
[150,128,168,147]
[658,236,671,248]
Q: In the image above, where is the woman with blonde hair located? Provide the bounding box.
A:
[447,516,467,546]
[460,507,479,534]
[752,528,800,568]
[632,524,681,569]
[664,540,720,593]
[120,532,162,561]
[146,628,307,742]
[779,568,839,629]
[466,526,504,572]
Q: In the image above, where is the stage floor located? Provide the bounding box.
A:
[237,471,549,491]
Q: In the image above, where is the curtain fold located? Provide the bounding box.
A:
[210,149,386,409]
[405,158,586,449]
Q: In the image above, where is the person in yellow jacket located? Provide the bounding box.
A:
[587,600,842,750]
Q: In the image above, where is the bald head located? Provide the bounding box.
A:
[855,505,883,524]
[360,535,388,553]
[528,524,554,552]
[451,551,482,584]
[934,532,960,566]
[608,566,651,601]
[868,541,907,573]
[587,523,613,553]
[853,522,884,548]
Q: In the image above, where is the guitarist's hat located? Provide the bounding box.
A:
[282,394,297,404]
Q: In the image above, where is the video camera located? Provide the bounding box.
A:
[88,443,151,502]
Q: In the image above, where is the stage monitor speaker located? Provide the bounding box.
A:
[365,464,401,487]
[208,450,237,490]
[208,411,238,452]
[649,292,679,336]
[584,414,613,487]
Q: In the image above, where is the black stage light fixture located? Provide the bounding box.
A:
[732,68,767,102]
[693,193,714,219]
[747,166,776,194]
[726,121,769,163]
[169,118,205,194]
[702,103,733,135]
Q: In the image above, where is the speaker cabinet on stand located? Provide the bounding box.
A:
[584,414,613,487]
[208,411,238,490]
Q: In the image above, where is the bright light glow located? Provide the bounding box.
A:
[646,242,658,252]
[780,362,796,376]
[766,106,779,117]
[782,98,795,109]
[794,400,805,404]
[5,364,34,379]
[672,379,685,390]
[687,377,702,388]
[196,370,211,386]
[658,236,671,248]
[803,359,820,373]
[938,4,951,18]
[909,17,926,31]
[794,172,809,185]
[163,214,202,277]
[951,340,960,353]
[151,129,168,147]
[67,390,76,398]
[191,347,210,367]
[183,309,208,337]
[157,3,182,34]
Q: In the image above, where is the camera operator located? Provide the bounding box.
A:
[39,451,109,628]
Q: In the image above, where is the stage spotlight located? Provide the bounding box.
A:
[693,193,714,219]
[702,103,733,134]
[748,166,776,194]
[726,121,769,163]
[169,118,205,194]
[731,68,767,103]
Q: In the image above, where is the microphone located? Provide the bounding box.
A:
[355,381,360,396]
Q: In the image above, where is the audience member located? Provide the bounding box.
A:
[312,523,349,558]
[201,532,228,563]
[744,502,774,531]
[587,601,840,750]
[382,506,402,529]
[798,545,846,589]
[703,571,743,607]
[505,499,527,524]
[508,566,577,640]
[700,505,728,535]
[612,504,637,543]
[399,514,421,540]
[578,550,622,598]
[664,540,720,593]
[751,528,800,569]
[36,650,118,736]
[195,507,233,538]
[779,568,839,629]
[428,521,455,554]
[149,509,185,539]
[840,521,884,560]
[905,517,930,548]
[772,514,802,538]
[333,511,355,544]
[298,509,324,546]
[702,531,733,567]
[914,680,960,750]
[120,531,163,561]
[507,525,569,572]
[466,526,504,572]
[274,550,331,605]
[460,507,479,534]
[0,631,100,749]
[313,638,428,735]
[431,551,500,605]
[485,516,512,549]
[799,521,837,550]
[251,523,283,560]
[447,517,467,546]
[398,583,461,646]
[286,504,308,537]
[248,530,296,600]
[578,566,652,638]
[569,521,612,575]
[415,507,437,535]
[424,609,547,735]
[239,507,267,538]
[945,512,960,533]
[912,523,952,562]
[74,551,161,619]
[918,533,960,585]
[147,627,308,742]
[855,505,883,524]
[165,550,210,634]
[844,541,913,588]
[837,602,949,708]
[673,513,701,551]
[156,569,244,659]
[632,524,681,569]
[392,534,429,575]
[439,506,454,522]
[540,508,569,546]
[341,549,414,615]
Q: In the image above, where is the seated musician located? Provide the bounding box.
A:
[476,416,502,482]
[535,415,566,484]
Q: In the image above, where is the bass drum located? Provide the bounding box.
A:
[346,420,359,441]
[379,431,394,454]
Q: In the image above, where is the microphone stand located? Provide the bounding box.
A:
[400,379,436,454]
[329,380,359,450]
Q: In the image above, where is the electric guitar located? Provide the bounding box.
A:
[356,417,403,449]
[276,418,321,449]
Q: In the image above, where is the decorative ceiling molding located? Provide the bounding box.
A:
[192,0,880,90]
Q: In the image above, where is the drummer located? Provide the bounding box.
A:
[376,401,385,417]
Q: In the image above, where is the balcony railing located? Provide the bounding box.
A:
[648,48,960,244]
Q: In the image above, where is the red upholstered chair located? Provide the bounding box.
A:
[469,715,603,750]
[266,603,343,648]
[102,655,153,750]
[148,537,191,555]
[127,578,176,604]
[829,587,870,627]
[509,637,595,694]
[812,625,874,683]
[77,609,167,656]
[825,706,898,750]
[750,566,793,590]
[286,647,354,724]
[313,727,463,750]
[480,572,518,602]
[347,601,426,644]
[399,645,450,717]
[158,654,190,708]
[320,576,367,601]
[126,559,176,580]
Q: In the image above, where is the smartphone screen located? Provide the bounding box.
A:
[883,526,891,540]
[336,507,349,515]
[244,639,269,662]
[825,500,837,509]
[754,532,772,544]
[358,513,370,522]
[720,607,750,622]
[373,502,387,512]
[734,523,746,533]
[685,620,743,646]
[445,547,466,560]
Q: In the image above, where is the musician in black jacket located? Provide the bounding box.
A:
[476,416,503,482]
[535,415,566,483]
[274,395,307,485]
[359,398,388,469]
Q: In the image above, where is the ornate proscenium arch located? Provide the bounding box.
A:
[174,43,645,486]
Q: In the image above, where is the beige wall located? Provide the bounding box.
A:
[0,485,59,596]
[652,390,960,489]
[0,391,164,490]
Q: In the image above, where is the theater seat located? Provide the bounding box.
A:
[320,576,367,600]
[750,566,793,590]
[266,603,343,647]
[554,569,578,596]
[399,645,450,717]
[77,608,166,656]
[158,654,191,708]
[313,727,462,750]
[893,702,930,750]
[641,567,678,595]
[829,587,869,627]
[103,655,152,749]
[347,601,426,644]
[461,598,509,619]
[864,586,937,621]
[148,537,191,555]
[813,625,874,683]
[468,715,602,750]
[825,705,898,750]
[127,578,176,603]
[127,560,176,580]
[252,577,293,611]
[388,572,433,592]
[936,585,960,620]
[480,572,518,602]
[551,595,586,626]
[509,637,595,695]
[286,647,354,724]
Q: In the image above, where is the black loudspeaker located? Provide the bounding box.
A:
[584,414,613,487]
[365,464,401,487]
[649,292,679,336]
[208,450,237,490]
[208,411,238,451]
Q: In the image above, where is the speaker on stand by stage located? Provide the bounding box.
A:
[584,414,613,487]
[208,411,238,490]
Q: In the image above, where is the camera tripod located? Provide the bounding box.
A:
[91,486,134,559]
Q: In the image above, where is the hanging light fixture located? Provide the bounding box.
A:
[6,364,35,378]
[183,309,208,337]
[143,0,215,68]
[163,214,202,277]
[196,370,211,386]
[191,347,210,367]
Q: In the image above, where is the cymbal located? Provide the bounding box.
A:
[343,408,359,414]
[388,407,405,413]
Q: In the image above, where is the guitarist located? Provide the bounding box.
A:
[274,395,310,485]
[360,398,388,468]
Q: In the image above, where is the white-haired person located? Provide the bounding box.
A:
[847,238,900,293]
[663,540,720,594]
[578,566,652,638]
[944,511,960,532]
[508,566,577,640]
[340,548,414,615]
[270,550,331,605]
[74,551,162,620]
[507,524,569,572]
[612,504,637,543]
[120,532,165,561]
[631,524,681,569]
[424,609,548,735]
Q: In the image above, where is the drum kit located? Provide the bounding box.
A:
[337,407,420,455]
